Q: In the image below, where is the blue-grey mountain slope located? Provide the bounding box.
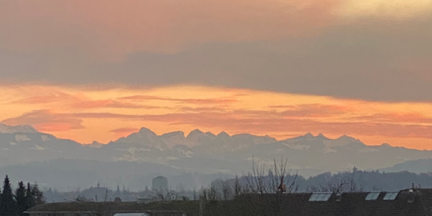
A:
[1,123,432,178]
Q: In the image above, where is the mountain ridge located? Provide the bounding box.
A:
[0,123,39,134]
[1,123,432,178]
[0,124,410,150]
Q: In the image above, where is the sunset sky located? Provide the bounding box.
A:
[1,0,431,149]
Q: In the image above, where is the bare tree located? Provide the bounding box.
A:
[234,175,242,197]
[244,156,298,195]
[267,157,299,194]
[200,187,208,201]
[193,189,198,200]
[245,156,267,194]
[209,185,220,201]
[196,184,223,216]
[199,185,220,201]
[243,156,298,216]
[269,157,299,216]
[348,176,361,192]
[312,173,362,193]
[222,180,233,200]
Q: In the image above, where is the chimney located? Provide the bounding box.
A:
[412,183,415,189]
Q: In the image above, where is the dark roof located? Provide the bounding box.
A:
[26,189,432,216]
[232,188,432,216]
[26,201,193,214]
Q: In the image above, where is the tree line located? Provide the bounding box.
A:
[0,175,44,216]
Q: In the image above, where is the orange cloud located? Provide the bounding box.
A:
[276,104,352,118]
[119,95,237,105]
[13,91,82,104]
[2,110,84,132]
[10,89,164,110]
[1,84,432,149]
[110,127,139,137]
[72,99,161,109]
[178,106,228,113]
[352,113,432,124]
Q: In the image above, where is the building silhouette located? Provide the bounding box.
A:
[152,176,168,191]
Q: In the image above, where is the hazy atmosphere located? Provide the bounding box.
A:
[1,1,432,215]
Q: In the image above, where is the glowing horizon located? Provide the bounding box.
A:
[1,84,431,150]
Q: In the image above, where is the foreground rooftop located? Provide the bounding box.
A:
[26,188,432,216]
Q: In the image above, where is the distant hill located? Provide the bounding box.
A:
[381,159,432,174]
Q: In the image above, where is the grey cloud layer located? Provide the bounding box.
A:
[1,17,431,102]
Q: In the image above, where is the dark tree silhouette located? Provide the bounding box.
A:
[31,183,44,205]
[0,188,2,214]
[16,182,26,215]
[234,175,242,197]
[26,183,36,210]
[0,175,17,215]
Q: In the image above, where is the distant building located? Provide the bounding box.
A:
[152,176,168,192]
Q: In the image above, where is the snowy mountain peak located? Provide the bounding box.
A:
[160,131,194,148]
[138,127,157,136]
[296,132,318,141]
[317,133,329,139]
[303,132,314,138]
[381,143,392,147]
[88,141,103,148]
[232,133,277,145]
[115,127,163,148]
[213,131,232,144]
[205,132,216,137]
[161,131,185,138]
[337,135,358,143]
[216,131,231,139]
[0,123,38,134]
[186,129,215,145]
[186,129,204,138]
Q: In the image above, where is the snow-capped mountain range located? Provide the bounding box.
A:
[1,123,432,177]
